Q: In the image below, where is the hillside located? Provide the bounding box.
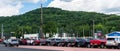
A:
[0,7,120,38]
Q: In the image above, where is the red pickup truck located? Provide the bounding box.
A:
[90,38,106,48]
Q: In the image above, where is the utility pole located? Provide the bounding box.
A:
[40,3,44,38]
[93,20,95,38]
[83,28,85,38]
[1,24,4,39]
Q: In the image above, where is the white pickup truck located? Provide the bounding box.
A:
[106,32,120,49]
[3,38,19,47]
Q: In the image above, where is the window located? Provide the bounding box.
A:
[11,39,17,41]
[107,38,114,40]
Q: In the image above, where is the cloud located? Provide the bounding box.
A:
[0,0,42,16]
[48,0,120,15]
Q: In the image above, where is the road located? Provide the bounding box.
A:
[0,44,61,51]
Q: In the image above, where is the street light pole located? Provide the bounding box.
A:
[83,28,85,38]
[1,24,4,39]
[93,20,95,38]
[40,3,44,38]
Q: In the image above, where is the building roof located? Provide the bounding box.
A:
[106,32,120,36]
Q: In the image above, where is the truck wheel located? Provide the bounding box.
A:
[77,43,81,47]
[100,44,104,48]
[16,45,19,47]
[32,43,35,45]
[9,44,12,47]
[67,43,70,47]
[5,44,7,47]
[39,43,42,46]
[117,44,120,49]
[57,43,61,47]
[47,43,50,46]
[87,44,91,48]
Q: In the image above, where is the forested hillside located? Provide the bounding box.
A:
[0,7,120,37]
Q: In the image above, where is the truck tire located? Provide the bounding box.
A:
[57,43,61,47]
[67,43,71,47]
[87,44,91,48]
[100,44,105,48]
[32,42,36,45]
[8,44,12,47]
[76,43,81,47]
[5,44,7,47]
[16,45,19,47]
[117,44,120,49]
[47,43,50,46]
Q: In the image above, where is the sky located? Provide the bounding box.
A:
[1,0,120,16]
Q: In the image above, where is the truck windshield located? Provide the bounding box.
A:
[107,38,114,40]
[12,39,17,41]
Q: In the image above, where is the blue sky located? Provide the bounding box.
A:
[20,0,52,14]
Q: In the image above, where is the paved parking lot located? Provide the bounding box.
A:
[19,45,120,51]
[1,43,120,51]
[0,44,61,51]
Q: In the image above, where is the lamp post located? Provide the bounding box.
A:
[83,28,85,38]
[93,20,95,38]
[1,24,4,39]
[40,1,44,38]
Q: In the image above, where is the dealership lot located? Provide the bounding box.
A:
[0,43,120,51]
[19,45,120,51]
[0,44,61,51]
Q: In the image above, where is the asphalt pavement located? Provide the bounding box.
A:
[0,44,62,51]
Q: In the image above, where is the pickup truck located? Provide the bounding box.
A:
[67,38,86,47]
[3,39,19,47]
[46,38,62,46]
[90,38,106,48]
[19,39,27,45]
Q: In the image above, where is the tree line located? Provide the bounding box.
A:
[0,7,120,38]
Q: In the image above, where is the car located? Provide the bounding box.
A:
[0,39,3,42]
[106,32,120,49]
[3,39,19,47]
[58,38,70,47]
[32,39,40,45]
[19,39,27,45]
[67,38,87,47]
[90,38,106,48]
[47,38,62,46]
[106,38,120,49]
[39,39,47,46]
[26,39,34,45]
[82,38,94,48]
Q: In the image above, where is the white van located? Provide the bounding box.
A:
[106,32,120,48]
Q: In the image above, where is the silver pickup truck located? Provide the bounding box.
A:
[3,39,19,47]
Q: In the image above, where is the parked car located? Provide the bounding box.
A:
[3,39,19,47]
[66,38,86,47]
[0,39,3,43]
[106,38,120,49]
[47,38,62,46]
[90,38,106,48]
[106,32,120,49]
[82,38,94,48]
[26,39,34,45]
[59,38,70,47]
[39,39,47,46]
[19,39,27,45]
[32,39,40,45]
